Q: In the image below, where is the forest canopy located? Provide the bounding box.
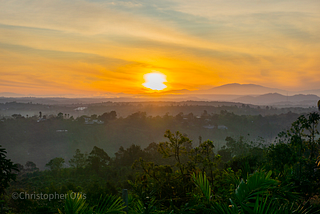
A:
[1,112,320,213]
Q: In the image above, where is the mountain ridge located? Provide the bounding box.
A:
[2,83,320,99]
[234,93,320,105]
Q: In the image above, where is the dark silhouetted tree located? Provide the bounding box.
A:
[25,161,38,171]
[46,157,65,171]
[69,149,87,169]
[87,146,110,173]
[0,145,18,194]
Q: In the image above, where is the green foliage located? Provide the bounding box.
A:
[190,140,220,182]
[113,144,147,167]
[266,143,296,172]
[192,170,318,214]
[158,130,192,174]
[93,195,126,214]
[0,145,18,195]
[25,161,38,171]
[266,112,320,198]
[69,149,87,169]
[58,191,88,214]
[46,157,65,171]
[4,112,320,212]
[58,191,125,214]
[129,196,157,214]
[225,136,250,158]
[191,173,211,202]
[87,146,111,174]
[233,171,278,206]
[98,111,117,123]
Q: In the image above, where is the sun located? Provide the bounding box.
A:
[143,72,167,90]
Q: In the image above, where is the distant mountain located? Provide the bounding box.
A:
[289,94,320,102]
[1,83,319,102]
[0,92,25,97]
[298,89,320,96]
[234,93,320,105]
[200,83,287,95]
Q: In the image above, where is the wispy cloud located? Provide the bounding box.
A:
[0,0,319,95]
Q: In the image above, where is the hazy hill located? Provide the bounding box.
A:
[159,83,288,101]
[234,93,320,106]
[201,83,287,95]
[0,92,25,97]
[299,89,320,97]
[2,83,320,102]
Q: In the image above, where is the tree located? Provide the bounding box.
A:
[69,149,87,169]
[158,130,192,175]
[127,111,146,122]
[11,114,23,119]
[267,112,320,198]
[25,161,38,172]
[132,130,195,208]
[57,112,64,119]
[87,146,110,173]
[114,144,147,167]
[190,140,218,185]
[175,112,184,122]
[98,111,117,122]
[192,170,310,214]
[0,145,18,194]
[46,157,65,171]
[91,114,97,120]
[223,136,250,158]
[16,163,24,172]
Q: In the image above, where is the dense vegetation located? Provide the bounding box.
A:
[0,106,305,169]
[1,110,320,213]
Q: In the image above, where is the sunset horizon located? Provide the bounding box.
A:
[1,82,320,99]
[1,0,320,97]
[2,1,320,212]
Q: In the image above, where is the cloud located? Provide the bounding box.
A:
[171,0,320,18]
[0,0,319,94]
[0,0,209,47]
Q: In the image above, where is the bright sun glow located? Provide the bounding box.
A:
[143,72,167,90]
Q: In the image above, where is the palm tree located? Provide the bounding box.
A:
[58,191,126,214]
[192,170,319,214]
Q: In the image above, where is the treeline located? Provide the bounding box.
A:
[0,109,303,168]
[2,112,320,213]
[1,100,316,119]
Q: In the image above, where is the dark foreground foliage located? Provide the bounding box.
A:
[1,112,320,213]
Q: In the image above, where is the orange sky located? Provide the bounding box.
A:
[0,0,320,96]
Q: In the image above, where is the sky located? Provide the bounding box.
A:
[0,0,320,96]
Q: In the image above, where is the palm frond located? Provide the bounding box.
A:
[59,191,89,214]
[129,197,158,214]
[191,172,212,202]
[94,194,126,214]
[234,170,278,204]
[211,202,237,214]
[277,201,320,214]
